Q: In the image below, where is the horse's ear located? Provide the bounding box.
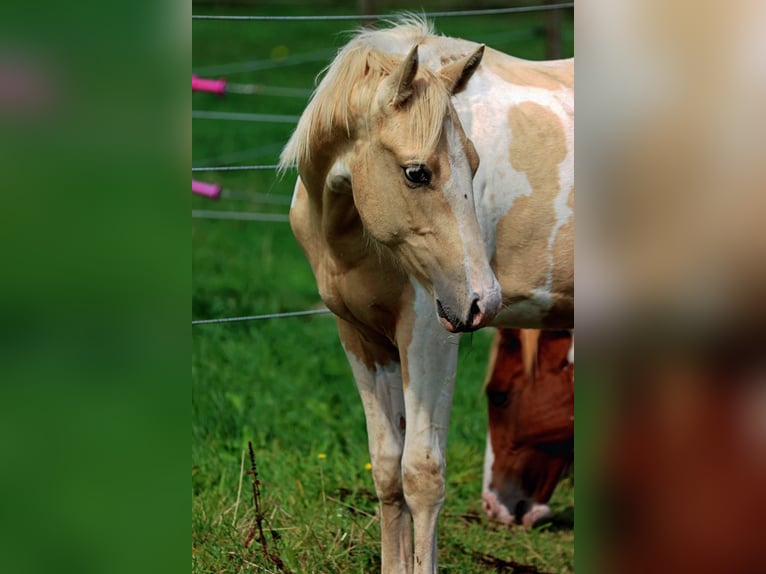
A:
[383,45,419,108]
[326,157,352,194]
[439,45,484,95]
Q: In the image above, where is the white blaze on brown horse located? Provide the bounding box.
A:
[482,329,574,527]
[281,17,573,574]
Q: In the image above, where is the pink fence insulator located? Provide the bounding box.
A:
[192,179,222,199]
[192,75,227,95]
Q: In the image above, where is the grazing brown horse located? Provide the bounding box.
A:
[482,329,574,527]
[281,16,573,573]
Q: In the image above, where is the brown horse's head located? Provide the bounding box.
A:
[482,329,574,526]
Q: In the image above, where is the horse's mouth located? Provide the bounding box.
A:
[436,299,480,333]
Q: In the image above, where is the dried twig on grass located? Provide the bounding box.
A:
[244,441,286,570]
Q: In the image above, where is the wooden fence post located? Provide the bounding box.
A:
[545,0,563,59]
[358,0,378,28]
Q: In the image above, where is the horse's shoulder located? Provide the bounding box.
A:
[292,192,408,337]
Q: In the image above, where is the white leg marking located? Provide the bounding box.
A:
[342,349,412,574]
[400,282,461,573]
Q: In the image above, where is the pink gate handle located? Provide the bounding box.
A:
[192,179,222,199]
[192,75,227,95]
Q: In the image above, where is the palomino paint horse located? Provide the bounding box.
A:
[280,18,573,573]
[482,329,574,527]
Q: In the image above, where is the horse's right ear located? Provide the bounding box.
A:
[439,45,485,95]
[381,45,419,108]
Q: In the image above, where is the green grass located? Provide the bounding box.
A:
[193,2,574,571]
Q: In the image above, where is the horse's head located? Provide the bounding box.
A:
[326,44,501,332]
[482,329,574,527]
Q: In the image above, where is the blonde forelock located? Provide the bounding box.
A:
[279,17,451,174]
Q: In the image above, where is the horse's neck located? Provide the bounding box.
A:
[295,154,408,343]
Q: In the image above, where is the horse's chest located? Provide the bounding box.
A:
[316,256,406,338]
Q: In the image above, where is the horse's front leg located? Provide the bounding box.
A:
[337,319,413,574]
[397,285,461,574]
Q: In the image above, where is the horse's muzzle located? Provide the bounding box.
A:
[436,292,497,333]
[482,489,552,527]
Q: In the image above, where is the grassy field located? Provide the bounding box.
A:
[192,2,574,571]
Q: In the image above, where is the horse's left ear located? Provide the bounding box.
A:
[439,45,485,95]
[381,45,419,108]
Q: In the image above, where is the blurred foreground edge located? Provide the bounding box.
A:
[577,0,766,572]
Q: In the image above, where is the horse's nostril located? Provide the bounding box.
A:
[437,297,483,332]
[513,500,529,522]
[466,294,482,327]
[469,297,481,319]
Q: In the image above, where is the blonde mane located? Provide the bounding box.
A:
[520,330,540,379]
[279,17,452,174]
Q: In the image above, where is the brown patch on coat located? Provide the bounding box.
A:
[551,187,575,299]
[491,102,568,306]
[545,186,574,325]
[484,49,573,91]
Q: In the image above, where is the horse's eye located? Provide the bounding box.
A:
[402,164,431,186]
[487,390,509,407]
